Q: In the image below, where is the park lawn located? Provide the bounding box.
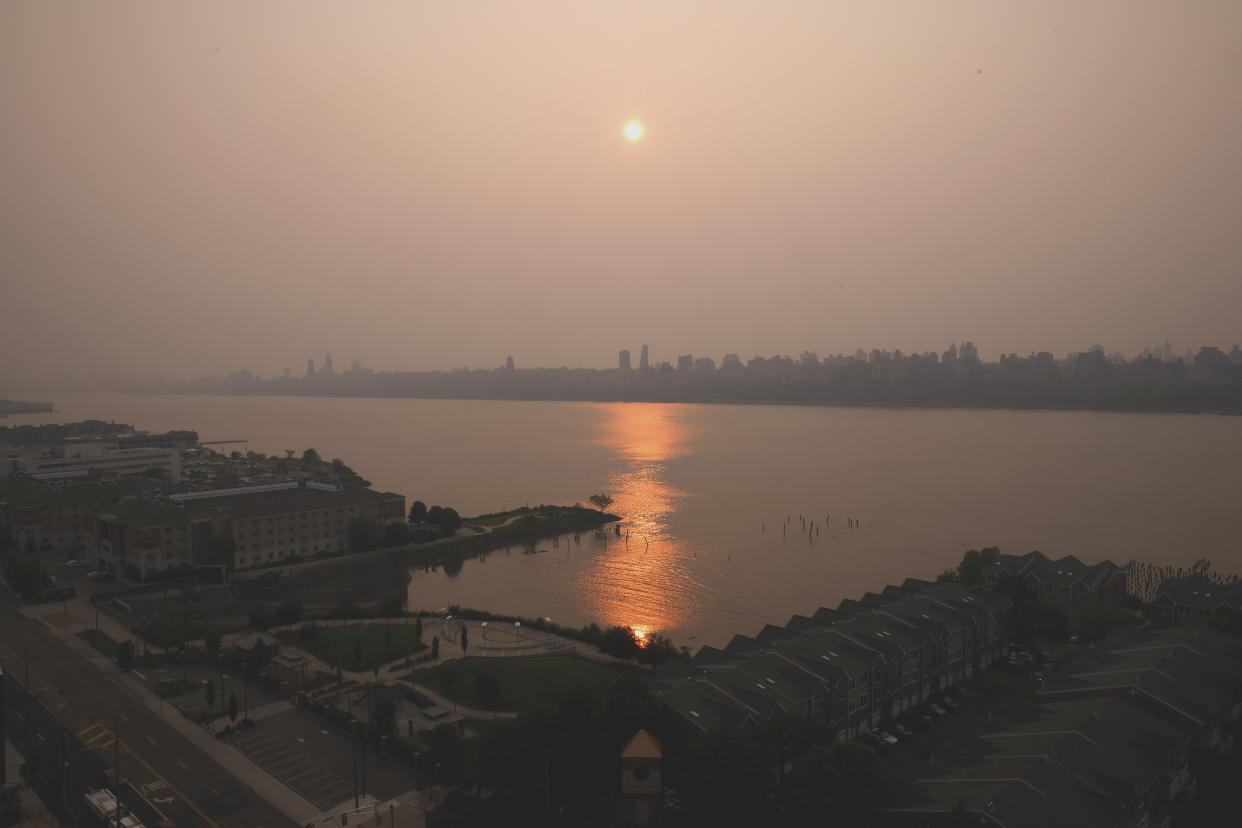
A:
[76,629,119,658]
[463,511,524,527]
[299,623,427,672]
[413,655,629,713]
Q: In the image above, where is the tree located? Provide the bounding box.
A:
[205,678,216,710]
[382,521,412,547]
[228,691,239,723]
[273,601,304,626]
[588,494,614,512]
[373,694,396,736]
[302,448,321,464]
[426,505,445,526]
[204,629,222,657]
[0,549,42,597]
[348,518,381,553]
[415,616,423,641]
[777,741,878,828]
[408,500,428,524]
[429,723,464,781]
[431,635,439,663]
[638,632,679,667]
[958,546,1001,586]
[376,594,404,619]
[116,641,134,671]
[248,606,272,631]
[248,639,273,675]
[460,626,468,653]
[599,626,640,662]
[440,508,463,532]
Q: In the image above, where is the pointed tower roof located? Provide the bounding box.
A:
[620,729,663,760]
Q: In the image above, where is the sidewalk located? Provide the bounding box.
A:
[4,739,59,828]
[17,598,415,827]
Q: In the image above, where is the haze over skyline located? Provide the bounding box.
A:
[3,2,1241,382]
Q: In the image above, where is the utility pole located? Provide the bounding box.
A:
[60,727,67,810]
[352,739,359,809]
[114,716,121,828]
[23,649,30,749]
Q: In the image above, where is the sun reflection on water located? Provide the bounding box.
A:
[577,404,704,639]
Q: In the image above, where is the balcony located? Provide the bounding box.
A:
[1161,765,1190,800]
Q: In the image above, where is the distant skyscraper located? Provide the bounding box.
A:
[506,355,515,371]
[619,349,632,371]
[677,354,693,373]
[324,353,334,374]
[283,366,291,379]
[307,358,315,377]
[639,344,649,371]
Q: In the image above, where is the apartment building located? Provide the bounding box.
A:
[182,484,406,569]
[94,501,207,578]
[0,478,149,552]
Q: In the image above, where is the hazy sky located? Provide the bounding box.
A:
[3,2,1240,380]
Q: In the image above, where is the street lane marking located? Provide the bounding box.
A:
[176,760,188,770]
[133,670,146,680]
[121,741,218,828]
[144,735,156,745]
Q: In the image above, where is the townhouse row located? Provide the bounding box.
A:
[652,579,1011,742]
[880,626,1242,828]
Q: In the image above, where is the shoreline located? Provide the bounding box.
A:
[14,387,1242,418]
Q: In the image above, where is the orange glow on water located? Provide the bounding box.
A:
[578,404,703,639]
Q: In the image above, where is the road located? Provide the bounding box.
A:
[0,588,298,828]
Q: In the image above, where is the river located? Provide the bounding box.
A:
[6,393,1241,647]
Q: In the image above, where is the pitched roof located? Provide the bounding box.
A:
[620,729,662,759]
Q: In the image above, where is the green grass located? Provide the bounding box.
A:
[76,628,119,658]
[294,623,427,672]
[464,512,519,527]
[413,655,628,712]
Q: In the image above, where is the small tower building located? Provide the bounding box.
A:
[620,729,662,826]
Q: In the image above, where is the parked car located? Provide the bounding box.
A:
[937,695,960,710]
[86,570,115,581]
[860,731,892,750]
[891,722,913,737]
[63,559,84,568]
[874,729,900,745]
[928,703,949,717]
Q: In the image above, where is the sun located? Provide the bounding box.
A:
[624,120,644,141]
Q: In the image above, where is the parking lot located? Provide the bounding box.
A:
[234,728,357,811]
[138,665,281,721]
[235,706,420,812]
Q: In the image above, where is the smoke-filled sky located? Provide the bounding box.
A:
[3,2,1240,381]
